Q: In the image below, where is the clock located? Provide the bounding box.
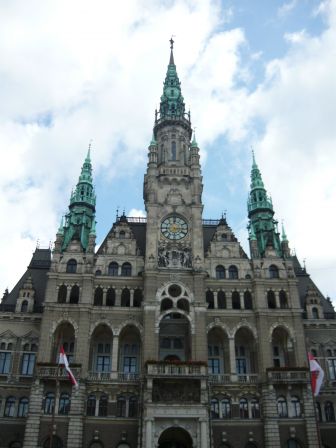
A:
[161,215,188,240]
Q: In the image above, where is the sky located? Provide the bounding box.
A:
[0,0,335,302]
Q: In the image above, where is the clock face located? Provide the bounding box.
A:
[161,215,188,240]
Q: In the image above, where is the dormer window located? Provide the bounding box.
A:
[119,231,126,239]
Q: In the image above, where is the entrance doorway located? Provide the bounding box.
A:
[158,427,193,448]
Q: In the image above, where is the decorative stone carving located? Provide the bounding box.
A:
[158,244,192,269]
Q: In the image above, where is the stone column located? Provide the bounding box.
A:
[145,418,153,448]
[229,337,237,380]
[240,292,244,310]
[200,419,208,448]
[66,383,85,448]
[103,288,107,306]
[115,289,121,306]
[66,286,71,303]
[227,294,232,310]
[112,335,120,379]
[213,291,218,309]
[23,380,44,448]
[130,289,134,308]
[275,292,280,309]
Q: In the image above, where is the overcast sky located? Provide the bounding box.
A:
[0,0,335,302]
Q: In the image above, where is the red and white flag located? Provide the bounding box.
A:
[308,352,324,396]
[59,346,79,389]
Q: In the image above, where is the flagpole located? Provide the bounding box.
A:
[307,352,323,448]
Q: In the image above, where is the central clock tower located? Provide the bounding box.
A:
[143,39,204,273]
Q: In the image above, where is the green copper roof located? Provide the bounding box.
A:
[158,38,186,120]
[247,152,282,257]
[61,145,96,252]
[150,132,157,146]
[191,130,198,148]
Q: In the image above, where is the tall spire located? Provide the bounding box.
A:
[61,145,96,252]
[154,38,191,137]
[247,152,282,257]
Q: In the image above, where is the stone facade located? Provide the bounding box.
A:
[0,42,335,448]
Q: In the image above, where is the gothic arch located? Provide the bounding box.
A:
[51,318,79,338]
[89,319,115,337]
[156,309,194,334]
[268,322,296,343]
[232,320,258,340]
[207,321,232,338]
[156,423,196,448]
[156,281,194,303]
[116,319,143,338]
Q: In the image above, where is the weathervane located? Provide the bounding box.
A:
[170,35,175,49]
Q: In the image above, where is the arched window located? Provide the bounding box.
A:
[4,396,16,417]
[177,298,189,312]
[57,285,67,304]
[106,288,115,307]
[277,396,288,417]
[228,265,238,279]
[206,291,214,309]
[216,265,225,279]
[86,395,96,416]
[98,394,108,416]
[94,287,103,306]
[119,230,126,239]
[312,307,319,319]
[66,259,77,274]
[325,401,335,422]
[218,291,226,309]
[279,290,288,309]
[161,298,173,312]
[121,289,130,307]
[117,396,126,417]
[58,393,70,415]
[267,290,276,309]
[121,262,132,276]
[21,300,28,312]
[232,291,241,310]
[108,262,119,276]
[239,398,249,419]
[210,398,219,419]
[269,264,279,278]
[69,285,79,304]
[221,398,231,418]
[291,396,301,417]
[43,392,55,415]
[171,141,176,160]
[251,398,260,418]
[128,396,138,417]
[133,289,143,307]
[244,291,253,310]
[95,269,102,276]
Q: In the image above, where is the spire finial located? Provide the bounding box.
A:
[169,36,175,65]
[281,220,288,241]
[251,146,257,167]
[191,127,198,147]
[87,139,92,159]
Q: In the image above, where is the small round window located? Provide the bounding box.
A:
[168,284,182,298]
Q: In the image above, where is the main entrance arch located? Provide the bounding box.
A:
[158,427,193,448]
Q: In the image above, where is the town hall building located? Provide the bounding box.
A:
[0,41,336,448]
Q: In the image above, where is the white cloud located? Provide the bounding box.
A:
[278,0,298,17]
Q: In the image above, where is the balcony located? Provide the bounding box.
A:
[267,368,309,384]
[37,363,81,380]
[209,373,259,384]
[146,361,207,377]
[209,374,231,384]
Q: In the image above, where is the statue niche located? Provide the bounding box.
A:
[158,243,192,269]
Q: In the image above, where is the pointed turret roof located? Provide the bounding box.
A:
[154,39,191,138]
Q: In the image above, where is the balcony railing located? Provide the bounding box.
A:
[146,362,207,377]
[37,364,81,379]
[237,374,259,383]
[86,372,140,382]
[267,368,309,383]
[209,374,231,384]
